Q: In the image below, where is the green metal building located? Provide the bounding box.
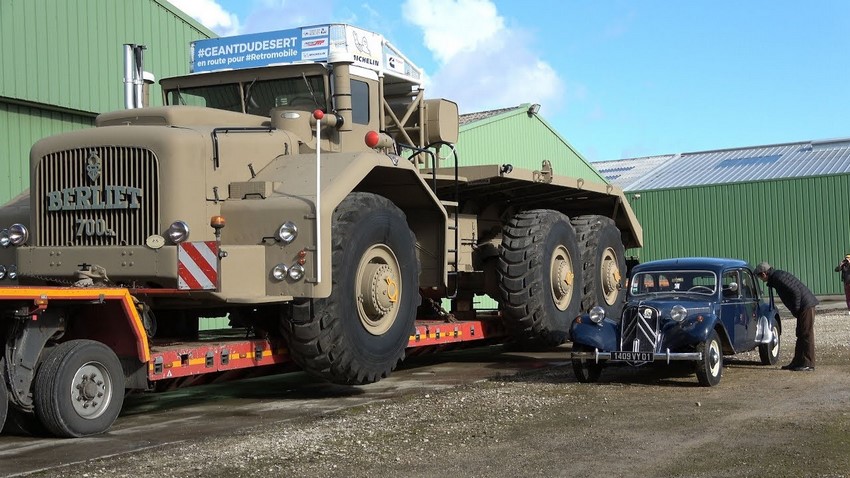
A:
[596,138,850,296]
[0,0,215,206]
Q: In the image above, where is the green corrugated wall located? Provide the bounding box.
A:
[455,106,608,184]
[0,0,215,204]
[0,102,94,203]
[627,174,850,296]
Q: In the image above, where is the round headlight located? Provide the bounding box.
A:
[589,305,606,324]
[288,263,305,281]
[272,263,289,281]
[0,229,10,248]
[277,221,298,244]
[9,224,28,246]
[7,265,16,280]
[0,265,6,280]
[166,221,190,244]
[671,304,688,322]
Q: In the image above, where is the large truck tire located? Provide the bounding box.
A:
[0,359,7,433]
[33,340,125,437]
[572,215,627,319]
[498,210,583,345]
[282,193,420,385]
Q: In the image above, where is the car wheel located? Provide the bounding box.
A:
[758,323,781,365]
[282,193,420,385]
[572,215,627,319]
[34,340,125,437]
[571,343,604,383]
[499,210,583,345]
[695,329,723,387]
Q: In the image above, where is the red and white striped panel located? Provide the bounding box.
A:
[177,241,219,290]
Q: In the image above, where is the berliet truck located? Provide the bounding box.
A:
[0,24,641,437]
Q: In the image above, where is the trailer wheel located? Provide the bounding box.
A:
[499,210,583,345]
[572,215,627,319]
[0,359,7,433]
[283,193,420,385]
[34,340,125,437]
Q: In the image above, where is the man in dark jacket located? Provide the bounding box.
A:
[754,262,818,371]
[834,254,850,313]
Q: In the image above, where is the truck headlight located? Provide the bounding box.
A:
[9,224,28,245]
[0,265,6,280]
[288,264,305,281]
[671,305,688,322]
[589,306,606,324]
[166,221,190,244]
[276,221,298,244]
[272,263,289,281]
[0,229,9,248]
[7,265,16,280]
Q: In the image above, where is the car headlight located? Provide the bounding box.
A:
[0,229,9,248]
[0,265,6,280]
[288,263,305,281]
[166,221,190,244]
[589,305,606,324]
[272,263,289,281]
[671,304,688,322]
[9,224,28,245]
[7,265,16,280]
[276,221,298,244]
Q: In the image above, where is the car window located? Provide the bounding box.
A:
[722,271,739,299]
[630,270,716,296]
[740,269,756,299]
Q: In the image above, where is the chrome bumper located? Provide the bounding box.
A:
[571,349,703,364]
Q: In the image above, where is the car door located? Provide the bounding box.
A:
[719,269,751,351]
[738,268,759,346]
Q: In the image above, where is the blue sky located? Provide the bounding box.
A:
[167,0,850,162]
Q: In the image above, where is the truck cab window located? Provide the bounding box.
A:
[351,79,369,125]
[167,84,241,112]
[248,76,326,115]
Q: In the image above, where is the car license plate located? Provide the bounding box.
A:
[611,351,654,362]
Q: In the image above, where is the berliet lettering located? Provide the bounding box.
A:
[46,185,143,211]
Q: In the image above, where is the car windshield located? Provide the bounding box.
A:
[165,75,326,116]
[629,270,717,297]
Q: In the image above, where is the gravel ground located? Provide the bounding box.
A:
[19,309,850,478]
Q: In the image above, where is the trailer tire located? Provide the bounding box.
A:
[282,193,420,385]
[34,340,125,437]
[499,210,583,345]
[0,359,7,433]
[572,215,627,319]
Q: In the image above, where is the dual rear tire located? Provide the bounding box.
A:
[498,212,626,345]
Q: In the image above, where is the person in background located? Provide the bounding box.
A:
[754,261,818,372]
[834,254,850,314]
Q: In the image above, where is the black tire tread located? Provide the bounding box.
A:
[0,358,7,433]
[34,340,124,437]
[284,193,419,385]
[498,209,579,345]
[571,215,626,316]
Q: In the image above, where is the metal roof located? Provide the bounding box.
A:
[459,105,524,126]
[595,137,850,191]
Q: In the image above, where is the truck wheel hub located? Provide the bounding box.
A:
[71,362,112,419]
[356,245,401,336]
[550,245,574,311]
[600,248,621,305]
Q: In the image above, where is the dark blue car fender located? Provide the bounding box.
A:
[661,312,728,351]
[570,316,619,351]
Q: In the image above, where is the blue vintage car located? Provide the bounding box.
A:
[570,257,782,386]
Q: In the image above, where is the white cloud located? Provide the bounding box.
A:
[402,0,562,114]
[402,0,504,64]
[166,0,241,36]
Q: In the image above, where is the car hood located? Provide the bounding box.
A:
[625,296,715,316]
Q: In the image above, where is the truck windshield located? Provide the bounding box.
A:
[165,75,326,116]
[629,270,717,297]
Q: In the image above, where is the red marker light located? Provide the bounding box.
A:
[312,109,324,120]
[365,130,380,148]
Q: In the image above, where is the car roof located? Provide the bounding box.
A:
[631,257,750,275]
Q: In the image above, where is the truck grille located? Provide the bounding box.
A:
[620,305,660,353]
[34,147,160,246]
